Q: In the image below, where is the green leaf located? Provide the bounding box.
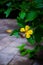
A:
[17,44,26,49]
[19,11,26,19]
[21,49,32,56]
[10,29,20,38]
[18,22,24,27]
[20,2,30,11]
[6,2,12,7]
[37,3,43,8]
[27,37,35,45]
[29,54,34,58]
[17,17,25,27]
[0,0,8,5]
[40,24,43,29]
[17,17,24,27]
[19,47,24,52]
[27,49,32,53]
[21,51,28,56]
[33,0,43,8]
[34,27,42,43]
[4,8,12,18]
[17,44,26,52]
[25,11,37,22]
[0,9,4,13]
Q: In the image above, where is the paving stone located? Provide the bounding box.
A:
[14,55,28,61]
[0,19,17,27]
[1,46,19,55]
[0,41,8,47]
[0,36,30,65]
[1,36,27,44]
[0,42,9,51]
[8,42,21,47]
[14,38,27,43]
[0,40,10,49]
[0,34,9,40]
[0,37,16,49]
[1,36,17,42]
[0,19,19,34]
[8,41,26,48]
[0,53,14,65]
[8,41,34,50]
[0,26,8,33]
[8,55,29,65]
[0,46,3,51]
[0,36,27,49]
[0,19,35,65]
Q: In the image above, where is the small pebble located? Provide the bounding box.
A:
[6,29,13,33]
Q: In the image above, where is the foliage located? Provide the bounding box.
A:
[0,0,43,59]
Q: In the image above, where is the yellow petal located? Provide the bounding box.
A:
[20,28,25,32]
[27,30,33,35]
[25,33,31,38]
[25,25,30,32]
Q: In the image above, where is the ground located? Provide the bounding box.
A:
[0,19,34,65]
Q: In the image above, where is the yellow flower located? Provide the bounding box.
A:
[25,33,31,38]
[25,25,30,32]
[27,30,33,35]
[20,25,33,38]
[20,28,25,32]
